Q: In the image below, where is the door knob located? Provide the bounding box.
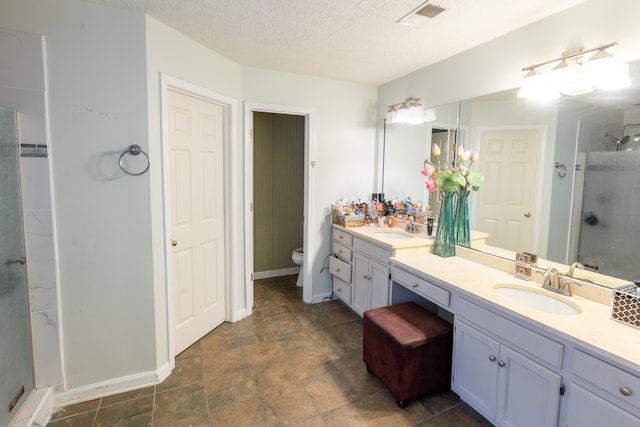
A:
[524,212,531,218]
[171,239,178,247]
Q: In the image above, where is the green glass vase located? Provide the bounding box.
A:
[454,189,471,247]
[432,189,456,257]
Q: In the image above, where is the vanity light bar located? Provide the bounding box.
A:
[518,41,630,100]
[386,97,436,124]
[521,42,618,72]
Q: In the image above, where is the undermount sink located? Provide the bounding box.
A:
[373,231,415,239]
[493,284,582,316]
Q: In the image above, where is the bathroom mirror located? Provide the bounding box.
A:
[381,59,640,285]
[381,102,461,210]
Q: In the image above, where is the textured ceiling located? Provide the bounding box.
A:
[83,0,588,84]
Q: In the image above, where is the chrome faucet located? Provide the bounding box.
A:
[567,262,584,277]
[405,217,418,234]
[542,267,572,296]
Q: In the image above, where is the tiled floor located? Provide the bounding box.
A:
[47,275,493,426]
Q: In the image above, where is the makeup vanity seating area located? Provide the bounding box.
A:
[329,223,640,427]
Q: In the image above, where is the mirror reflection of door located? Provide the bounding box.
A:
[475,129,540,252]
[430,128,457,216]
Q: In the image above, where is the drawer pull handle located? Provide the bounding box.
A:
[411,283,418,288]
[489,355,497,362]
[337,288,342,292]
[498,360,506,368]
[620,386,632,397]
[336,268,340,272]
[363,274,371,280]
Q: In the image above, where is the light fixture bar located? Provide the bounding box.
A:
[521,41,618,72]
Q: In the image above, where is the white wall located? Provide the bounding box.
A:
[242,67,378,299]
[1,0,158,391]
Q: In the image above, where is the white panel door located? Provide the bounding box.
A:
[169,89,226,354]
[475,129,539,252]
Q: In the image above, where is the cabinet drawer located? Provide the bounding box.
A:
[332,241,352,262]
[333,277,352,304]
[329,256,351,284]
[573,349,640,407]
[565,383,640,426]
[457,297,564,369]
[333,227,353,246]
[353,237,391,265]
[392,267,450,308]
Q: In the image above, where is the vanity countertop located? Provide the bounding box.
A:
[337,223,488,252]
[390,252,640,371]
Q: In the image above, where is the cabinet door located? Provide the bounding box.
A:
[352,252,370,316]
[453,321,500,421]
[369,260,390,310]
[497,345,562,427]
[564,383,639,427]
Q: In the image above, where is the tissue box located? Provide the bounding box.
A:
[611,283,640,329]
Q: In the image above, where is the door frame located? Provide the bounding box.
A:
[244,102,315,310]
[474,125,547,253]
[160,74,236,360]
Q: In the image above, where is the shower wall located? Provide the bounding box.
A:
[578,152,640,280]
[0,28,62,396]
[0,105,33,427]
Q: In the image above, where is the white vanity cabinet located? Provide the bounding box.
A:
[329,225,392,315]
[352,252,389,316]
[330,227,354,305]
[453,297,563,427]
[563,349,640,425]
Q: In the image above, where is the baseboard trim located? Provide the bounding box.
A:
[9,387,53,427]
[312,291,333,303]
[253,267,299,280]
[54,363,171,408]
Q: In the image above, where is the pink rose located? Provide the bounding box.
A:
[421,163,434,177]
[425,178,437,192]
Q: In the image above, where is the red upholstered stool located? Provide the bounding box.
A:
[363,302,453,408]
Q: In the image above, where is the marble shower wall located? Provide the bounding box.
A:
[1,28,63,390]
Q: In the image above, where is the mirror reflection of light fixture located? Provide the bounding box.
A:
[517,69,560,101]
[386,97,436,124]
[518,42,630,101]
[587,49,631,90]
[552,57,593,96]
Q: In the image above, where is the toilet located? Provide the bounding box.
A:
[291,247,304,287]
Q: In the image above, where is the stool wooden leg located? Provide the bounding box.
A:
[396,398,408,409]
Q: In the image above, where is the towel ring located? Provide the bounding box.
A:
[119,144,150,176]
[555,162,566,179]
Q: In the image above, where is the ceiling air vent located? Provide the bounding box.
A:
[397,2,446,27]
[416,4,446,19]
